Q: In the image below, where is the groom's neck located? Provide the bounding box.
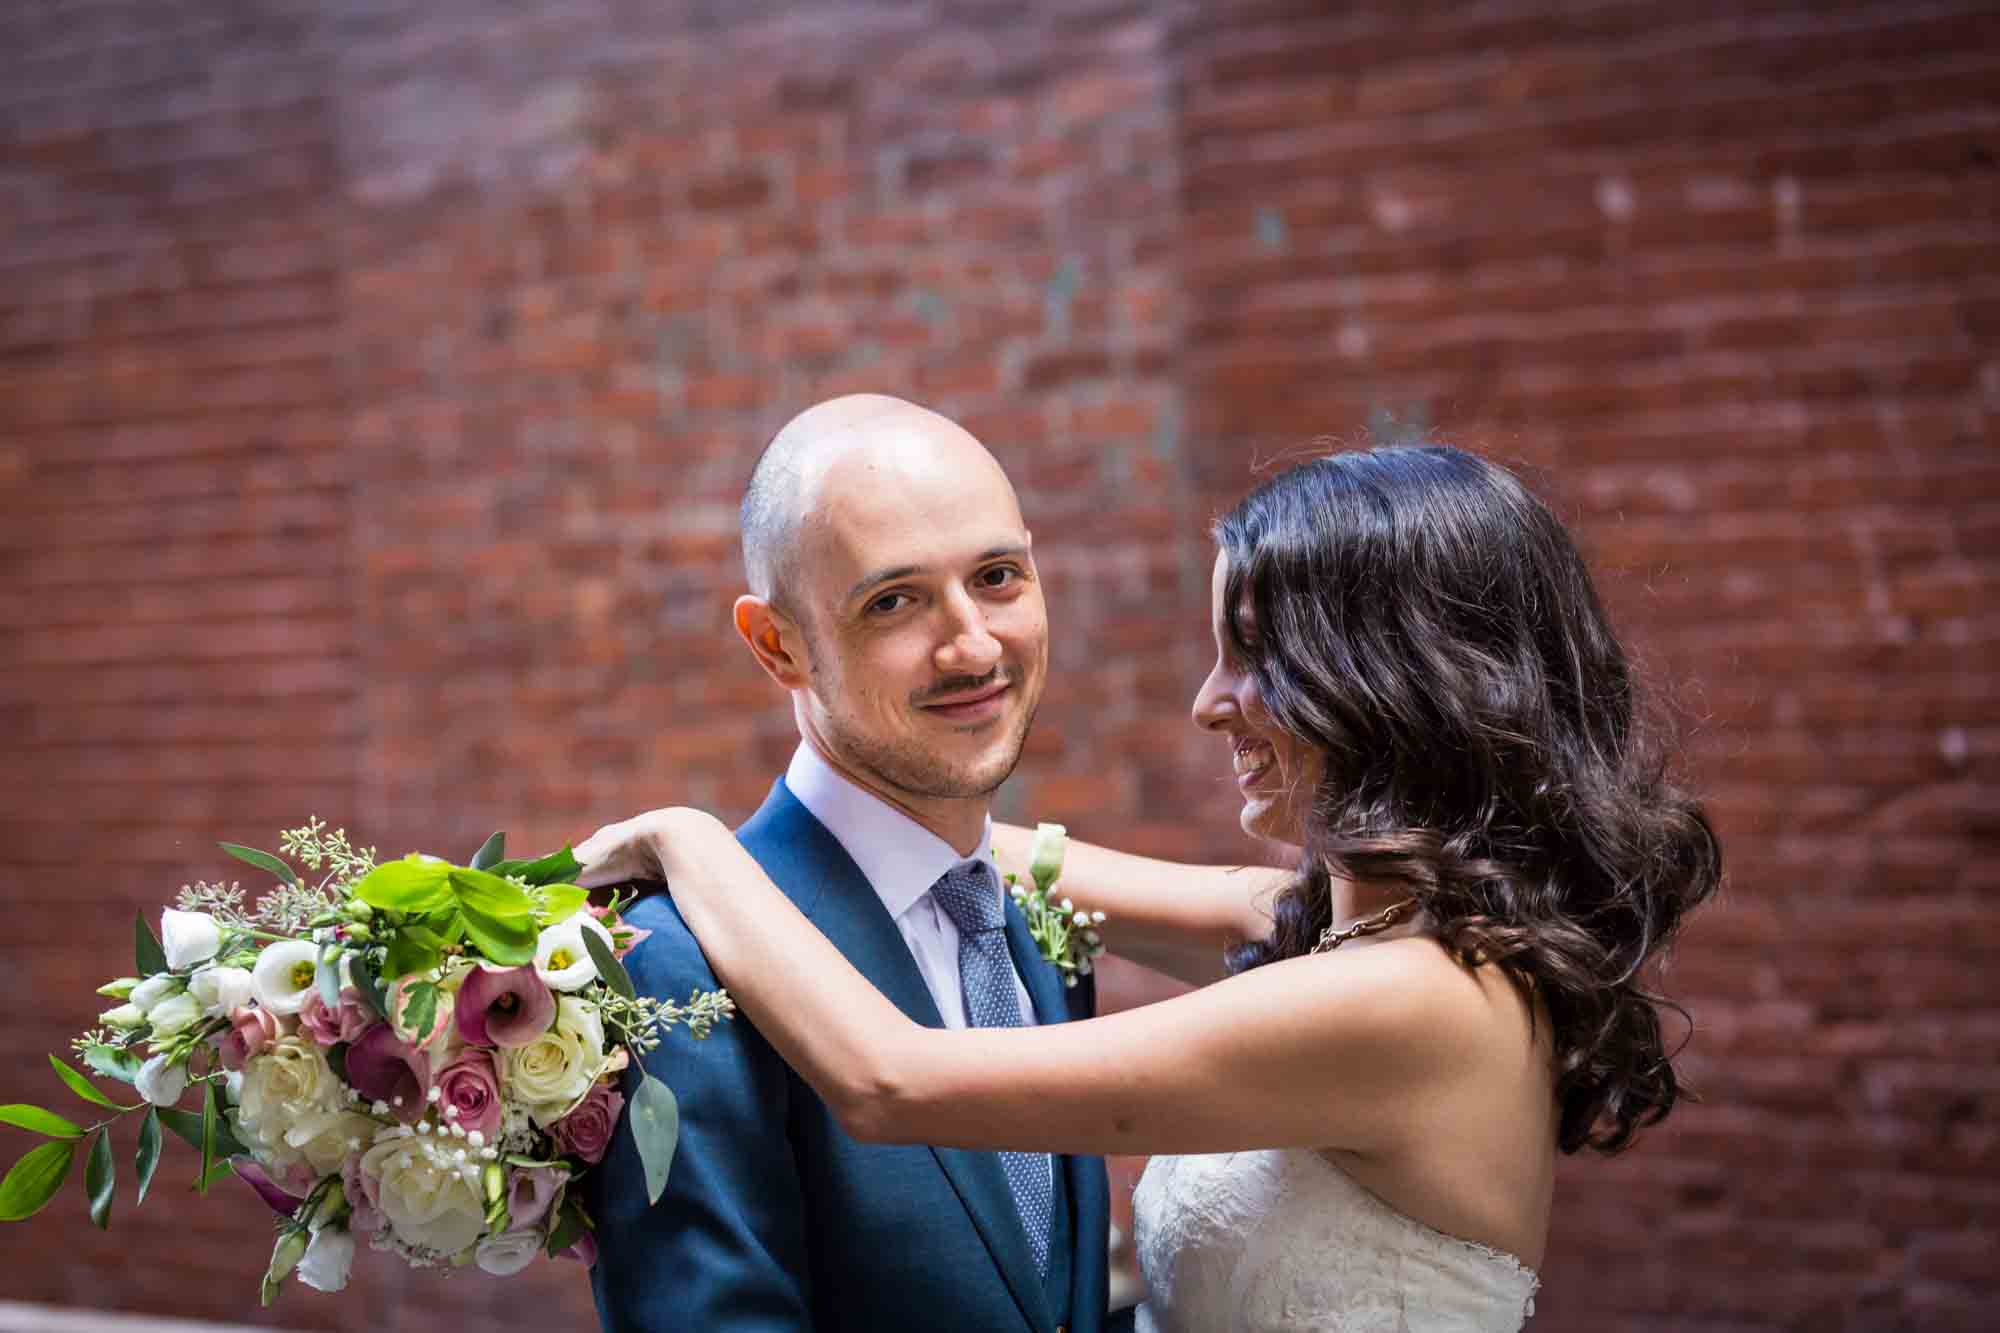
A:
[801,733,989,857]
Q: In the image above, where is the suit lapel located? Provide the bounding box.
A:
[742,782,1052,1333]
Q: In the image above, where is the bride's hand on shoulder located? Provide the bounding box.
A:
[573,806,733,890]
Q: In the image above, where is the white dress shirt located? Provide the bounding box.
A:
[785,743,1038,1030]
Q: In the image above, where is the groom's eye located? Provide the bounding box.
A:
[867,591,913,615]
[976,565,1022,590]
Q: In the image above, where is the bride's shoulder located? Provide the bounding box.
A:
[1283,936,1532,1066]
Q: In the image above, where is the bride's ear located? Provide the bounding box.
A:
[734,595,811,689]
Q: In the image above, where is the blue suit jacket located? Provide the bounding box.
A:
[591,780,1112,1332]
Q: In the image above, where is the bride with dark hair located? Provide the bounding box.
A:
[580,444,1721,1330]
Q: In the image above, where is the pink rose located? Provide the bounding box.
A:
[550,1079,623,1165]
[299,987,371,1047]
[435,1048,503,1139]
[218,1006,281,1072]
[507,1165,566,1232]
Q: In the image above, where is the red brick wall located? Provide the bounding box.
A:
[2,1,1995,1328]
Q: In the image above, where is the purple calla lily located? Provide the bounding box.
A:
[344,1021,431,1122]
[455,964,556,1048]
[235,1160,305,1216]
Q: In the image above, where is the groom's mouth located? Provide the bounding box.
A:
[917,679,1011,725]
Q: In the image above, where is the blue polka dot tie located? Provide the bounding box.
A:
[929,860,1054,1272]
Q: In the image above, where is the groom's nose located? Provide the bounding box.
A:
[934,589,1002,674]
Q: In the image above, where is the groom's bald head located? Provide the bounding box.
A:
[740,393,1014,620]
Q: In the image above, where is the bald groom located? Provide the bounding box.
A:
[587,397,1114,1333]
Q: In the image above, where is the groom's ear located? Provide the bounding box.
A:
[734,594,812,690]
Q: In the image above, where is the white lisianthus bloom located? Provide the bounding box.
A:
[129,974,180,1015]
[236,1035,345,1163]
[1028,821,1068,889]
[135,1054,188,1107]
[252,940,322,1015]
[98,1003,145,1030]
[297,1227,356,1293]
[189,964,256,1017]
[146,991,203,1039]
[504,995,606,1124]
[359,1135,487,1256]
[161,909,223,971]
[474,1230,543,1276]
[533,913,615,991]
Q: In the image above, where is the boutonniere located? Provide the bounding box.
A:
[1003,822,1106,988]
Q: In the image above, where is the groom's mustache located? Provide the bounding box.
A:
[911,669,1013,706]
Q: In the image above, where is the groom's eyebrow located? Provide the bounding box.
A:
[843,544,1031,605]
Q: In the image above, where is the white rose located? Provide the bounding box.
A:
[474,1230,543,1276]
[237,1035,344,1160]
[533,913,615,991]
[359,1134,487,1256]
[129,975,180,1015]
[136,1054,188,1107]
[252,941,322,1016]
[297,1226,355,1293]
[503,995,605,1123]
[287,1111,379,1177]
[146,991,203,1038]
[189,965,256,1017]
[161,909,223,971]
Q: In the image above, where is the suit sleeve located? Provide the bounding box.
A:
[588,894,814,1331]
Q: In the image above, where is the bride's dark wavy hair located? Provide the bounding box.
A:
[1218,443,1721,1155]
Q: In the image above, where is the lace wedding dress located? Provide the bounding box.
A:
[1131,1148,1539,1331]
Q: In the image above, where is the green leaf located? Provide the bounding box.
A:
[628,1074,680,1206]
[449,867,534,920]
[85,1130,114,1229]
[197,1158,234,1191]
[0,1105,83,1138]
[544,1197,588,1258]
[382,931,444,982]
[218,842,301,889]
[351,856,453,914]
[458,903,536,966]
[0,1140,78,1221]
[537,883,590,925]
[197,1080,217,1194]
[489,846,582,886]
[350,951,390,1020]
[582,926,635,1002]
[155,1105,246,1162]
[134,1108,161,1207]
[134,914,167,977]
[49,1055,129,1111]
[82,1046,141,1085]
[402,984,439,1045]
[470,832,506,870]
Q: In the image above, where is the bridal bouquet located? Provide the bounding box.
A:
[0,820,731,1302]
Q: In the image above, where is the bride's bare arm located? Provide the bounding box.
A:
[992,822,1289,987]
[579,807,1485,1159]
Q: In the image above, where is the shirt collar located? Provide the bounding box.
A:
[784,743,996,920]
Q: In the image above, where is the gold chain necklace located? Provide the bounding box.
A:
[1311,897,1420,955]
